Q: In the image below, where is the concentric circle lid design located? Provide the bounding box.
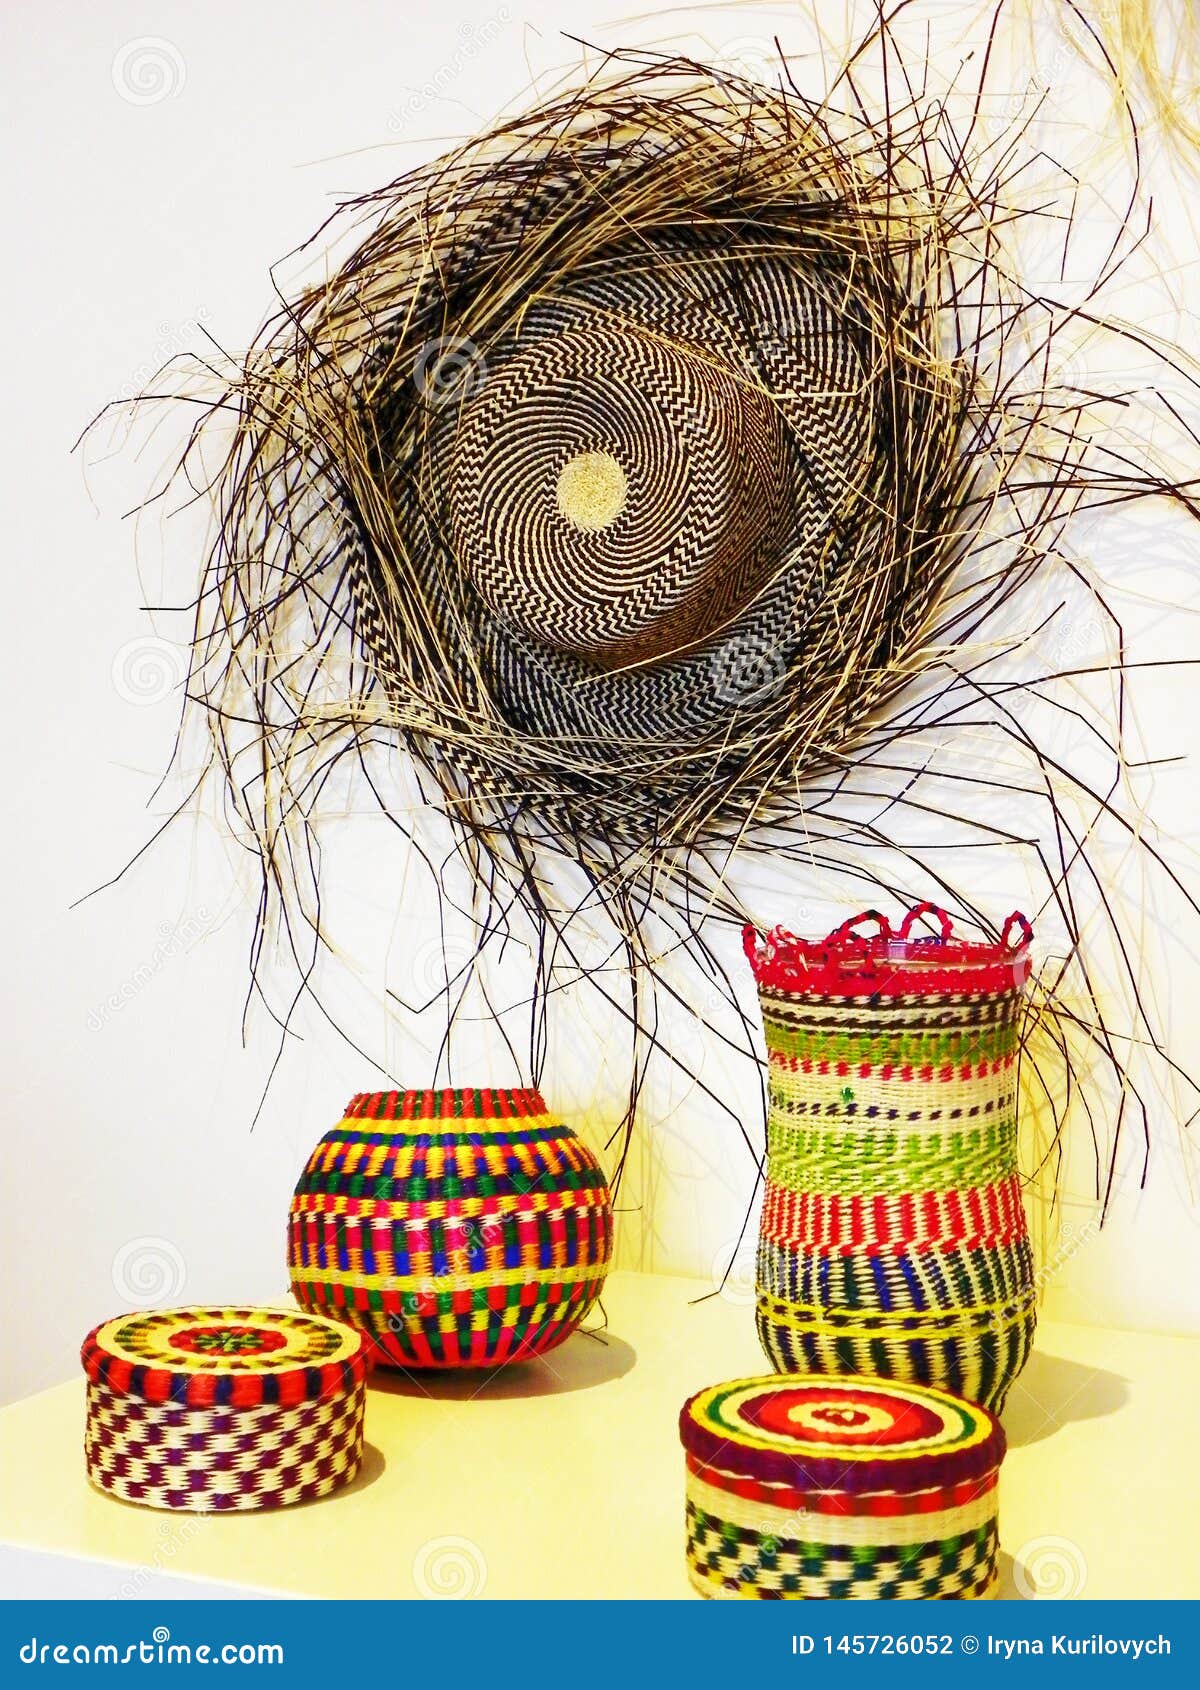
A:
[680,1376,1005,1493]
[81,1307,367,1407]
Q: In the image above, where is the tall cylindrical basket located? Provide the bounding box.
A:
[744,902,1037,1413]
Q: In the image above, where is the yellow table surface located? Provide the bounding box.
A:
[1,1270,1195,1600]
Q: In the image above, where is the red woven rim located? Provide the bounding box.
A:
[744,902,1032,997]
[344,1087,548,1120]
[81,1310,369,1408]
[679,1380,1005,1494]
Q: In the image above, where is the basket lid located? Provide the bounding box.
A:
[81,1306,368,1407]
[744,902,1033,997]
[679,1375,1005,1494]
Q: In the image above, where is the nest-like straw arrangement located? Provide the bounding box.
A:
[201,72,971,848]
[124,21,1200,1214]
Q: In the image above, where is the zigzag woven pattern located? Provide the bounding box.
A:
[368,226,880,765]
[745,908,1037,1412]
[679,1375,1004,1600]
[81,1307,367,1511]
[288,1088,613,1369]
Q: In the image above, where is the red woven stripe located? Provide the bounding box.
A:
[769,1051,1016,1082]
[342,1088,551,1121]
[760,1176,1028,1251]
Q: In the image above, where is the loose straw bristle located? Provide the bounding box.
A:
[104,16,1200,1219]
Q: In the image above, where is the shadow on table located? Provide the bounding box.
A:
[1002,1349,1128,1448]
[994,1551,1024,1599]
[367,1330,637,1401]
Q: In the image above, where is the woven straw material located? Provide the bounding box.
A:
[680,1375,1003,1601]
[81,1307,366,1511]
[84,1380,364,1512]
[288,1088,613,1369]
[746,908,1037,1413]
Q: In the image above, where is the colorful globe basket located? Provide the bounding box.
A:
[288,1087,613,1369]
[680,1374,1005,1599]
[744,903,1037,1413]
[82,1306,368,1512]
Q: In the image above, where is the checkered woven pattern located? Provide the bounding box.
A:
[84,1378,365,1512]
[679,1374,1003,1601]
[686,1505,998,1600]
[288,1088,613,1369]
[745,906,1037,1413]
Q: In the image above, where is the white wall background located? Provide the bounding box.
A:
[3,0,1200,1405]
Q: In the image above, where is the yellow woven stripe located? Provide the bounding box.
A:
[294,1260,605,1293]
[756,1295,1037,1341]
[685,1470,996,1547]
[288,1189,609,1220]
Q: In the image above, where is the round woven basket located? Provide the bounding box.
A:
[288,1088,613,1369]
[744,902,1037,1412]
[81,1306,367,1511]
[680,1373,1004,1600]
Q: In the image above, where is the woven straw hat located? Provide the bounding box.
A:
[322,82,963,838]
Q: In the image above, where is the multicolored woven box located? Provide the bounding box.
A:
[82,1306,368,1511]
[745,903,1037,1412]
[288,1087,613,1369]
[680,1374,1004,1600]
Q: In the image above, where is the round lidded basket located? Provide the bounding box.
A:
[743,903,1037,1413]
[288,1087,613,1370]
[680,1373,1005,1600]
[82,1306,368,1512]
